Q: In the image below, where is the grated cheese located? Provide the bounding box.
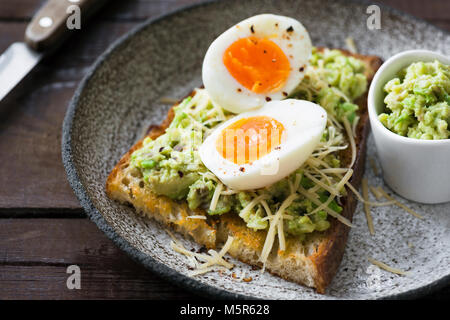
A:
[239,194,268,220]
[298,187,353,227]
[209,181,223,211]
[221,188,238,196]
[170,234,235,277]
[294,173,303,190]
[260,199,273,220]
[368,257,409,276]
[370,186,383,200]
[186,215,207,220]
[304,171,339,196]
[261,214,294,221]
[260,193,299,264]
[352,115,360,137]
[335,169,354,193]
[377,188,424,220]
[342,117,356,168]
[369,157,379,176]
[362,178,375,235]
[345,181,396,207]
[345,37,358,54]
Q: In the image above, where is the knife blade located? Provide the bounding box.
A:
[0,0,106,102]
[0,43,43,102]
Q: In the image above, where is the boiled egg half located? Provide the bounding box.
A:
[202,14,312,113]
[199,99,327,190]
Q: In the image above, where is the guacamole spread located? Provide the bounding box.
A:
[379,60,450,140]
[130,48,368,239]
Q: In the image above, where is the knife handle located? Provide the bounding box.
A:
[25,0,106,52]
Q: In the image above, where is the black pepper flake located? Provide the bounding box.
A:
[159,147,164,152]
[299,66,304,72]
[265,97,272,102]
[237,88,242,92]
[190,105,196,109]
[275,23,279,27]
[282,92,288,97]
[250,25,255,33]
[178,171,184,178]
[328,84,332,88]
[263,50,267,54]
[287,26,294,32]
[239,167,245,172]
[275,146,281,150]
[197,246,208,254]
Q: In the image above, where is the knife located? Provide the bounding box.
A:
[0,0,106,102]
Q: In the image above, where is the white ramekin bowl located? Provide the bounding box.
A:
[368,50,450,204]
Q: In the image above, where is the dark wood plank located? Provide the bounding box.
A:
[0,0,205,21]
[0,219,200,299]
[0,218,448,299]
[0,21,138,212]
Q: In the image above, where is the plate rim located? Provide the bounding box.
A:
[62,0,450,300]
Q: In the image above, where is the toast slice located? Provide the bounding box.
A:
[106,49,383,293]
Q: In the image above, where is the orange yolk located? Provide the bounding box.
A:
[216,116,285,165]
[223,36,291,94]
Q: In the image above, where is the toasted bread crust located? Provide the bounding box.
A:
[106,50,383,293]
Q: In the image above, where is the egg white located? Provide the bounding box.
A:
[202,14,312,114]
[199,99,327,190]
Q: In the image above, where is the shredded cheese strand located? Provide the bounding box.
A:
[368,257,409,276]
[345,182,396,207]
[209,181,223,211]
[362,178,375,235]
[342,117,356,168]
[240,194,268,220]
[260,193,299,263]
[260,199,273,218]
[186,215,207,220]
[370,186,383,200]
[221,189,238,195]
[352,115,360,137]
[378,188,424,220]
[261,214,294,221]
[369,157,379,176]
[345,37,358,54]
[320,168,351,174]
[304,171,339,196]
[336,169,354,192]
[298,187,353,227]
[167,229,235,277]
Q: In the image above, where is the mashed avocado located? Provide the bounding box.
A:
[130,48,368,238]
[379,60,450,140]
[292,48,367,124]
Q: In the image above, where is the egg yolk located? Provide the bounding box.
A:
[216,116,285,165]
[223,37,291,94]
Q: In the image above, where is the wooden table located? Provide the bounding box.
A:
[0,0,448,300]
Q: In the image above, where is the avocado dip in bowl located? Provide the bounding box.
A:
[368,50,450,204]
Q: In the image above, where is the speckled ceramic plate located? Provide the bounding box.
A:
[62,0,450,299]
